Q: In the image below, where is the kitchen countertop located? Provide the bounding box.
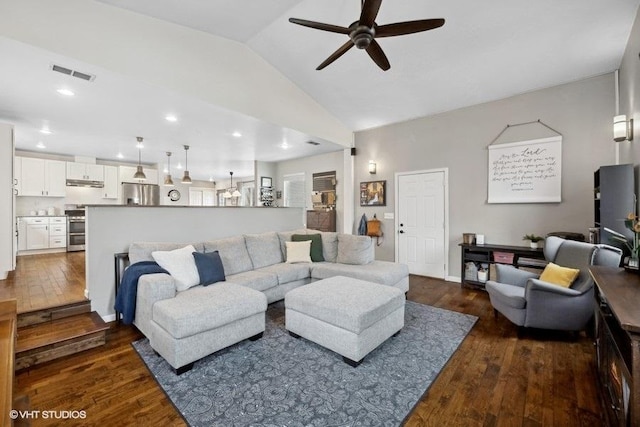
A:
[16,215,66,218]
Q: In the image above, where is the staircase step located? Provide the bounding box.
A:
[17,300,91,328]
[16,312,109,371]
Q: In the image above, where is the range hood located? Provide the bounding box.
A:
[66,179,104,188]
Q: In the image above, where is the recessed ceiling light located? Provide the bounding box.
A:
[232,131,242,138]
[117,152,124,159]
[39,128,52,135]
[280,142,289,149]
[176,162,183,170]
[209,176,214,182]
[56,88,75,96]
[163,167,169,173]
[36,142,46,149]
[165,115,178,122]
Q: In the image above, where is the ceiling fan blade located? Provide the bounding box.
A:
[365,39,390,71]
[317,40,355,70]
[289,18,350,34]
[376,18,445,38]
[359,0,382,28]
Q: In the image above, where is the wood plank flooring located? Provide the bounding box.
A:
[11,253,604,426]
[0,252,86,313]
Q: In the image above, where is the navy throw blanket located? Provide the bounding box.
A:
[115,261,168,325]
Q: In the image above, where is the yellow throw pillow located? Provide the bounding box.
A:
[539,262,580,288]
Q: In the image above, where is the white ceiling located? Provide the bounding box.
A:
[1,0,638,181]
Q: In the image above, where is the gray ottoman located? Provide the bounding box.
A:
[149,282,267,374]
[285,276,405,367]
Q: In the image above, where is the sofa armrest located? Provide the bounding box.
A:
[134,273,177,336]
[495,264,539,287]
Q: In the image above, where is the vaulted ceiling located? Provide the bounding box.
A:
[0,0,638,180]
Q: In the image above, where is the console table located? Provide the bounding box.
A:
[590,266,640,426]
[459,243,546,289]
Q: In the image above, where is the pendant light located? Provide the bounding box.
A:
[164,152,174,186]
[181,145,192,184]
[223,171,241,198]
[133,136,146,180]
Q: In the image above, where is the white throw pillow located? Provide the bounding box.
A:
[152,244,200,291]
[285,240,312,264]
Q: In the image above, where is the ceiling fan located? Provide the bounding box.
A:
[289,0,445,71]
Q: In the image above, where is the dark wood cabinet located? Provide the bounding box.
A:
[591,266,640,426]
[459,243,546,290]
[306,210,336,232]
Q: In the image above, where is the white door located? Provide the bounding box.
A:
[397,170,447,278]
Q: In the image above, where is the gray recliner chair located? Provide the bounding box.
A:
[485,237,622,331]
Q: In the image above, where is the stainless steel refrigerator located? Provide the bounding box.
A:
[121,183,160,206]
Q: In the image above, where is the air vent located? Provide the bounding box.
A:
[306,140,320,146]
[50,64,96,82]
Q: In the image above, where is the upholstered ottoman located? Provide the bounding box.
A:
[285,275,405,366]
[149,282,267,374]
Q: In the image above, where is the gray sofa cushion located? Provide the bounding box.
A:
[245,232,283,269]
[336,234,374,265]
[226,270,279,292]
[152,282,266,339]
[129,241,204,264]
[310,260,408,287]
[257,263,311,284]
[318,231,338,263]
[203,236,253,275]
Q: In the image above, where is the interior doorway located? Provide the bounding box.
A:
[395,169,448,279]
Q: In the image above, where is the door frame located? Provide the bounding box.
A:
[394,168,450,279]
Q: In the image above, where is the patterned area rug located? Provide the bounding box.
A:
[133,300,477,426]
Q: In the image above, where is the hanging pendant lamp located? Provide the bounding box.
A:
[223,171,241,198]
[181,145,192,184]
[164,151,174,186]
[133,136,146,180]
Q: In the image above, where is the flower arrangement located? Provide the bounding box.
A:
[607,213,640,261]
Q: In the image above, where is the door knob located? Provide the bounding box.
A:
[399,230,405,234]
[400,223,404,227]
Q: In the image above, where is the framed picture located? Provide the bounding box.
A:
[360,180,386,206]
[260,176,272,187]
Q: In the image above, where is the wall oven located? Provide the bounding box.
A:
[65,207,86,251]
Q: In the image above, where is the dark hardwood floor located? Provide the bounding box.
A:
[11,253,604,426]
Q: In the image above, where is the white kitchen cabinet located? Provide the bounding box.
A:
[16,157,66,197]
[103,165,118,199]
[24,217,49,250]
[119,165,158,185]
[67,162,104,181]
[20,217,66,251]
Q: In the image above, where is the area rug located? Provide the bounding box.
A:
[133,301,477,427]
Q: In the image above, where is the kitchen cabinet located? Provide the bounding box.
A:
[103,165,118,199]
[19,217,67,251]
[119,165,158,185]
[66,162,104,181]
[16,157,66,197]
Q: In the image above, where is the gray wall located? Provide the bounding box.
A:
[354,74,615,278]
[619,6,640,197]
[86,206,304,320]
[275,151,345,232]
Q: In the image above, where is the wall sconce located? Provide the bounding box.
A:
[368,160,377,174]
[613,115,634,142]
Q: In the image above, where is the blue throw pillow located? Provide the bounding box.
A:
[192,251,226,286]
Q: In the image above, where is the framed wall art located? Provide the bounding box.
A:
[260,176,272,187]
[360,180,386,206]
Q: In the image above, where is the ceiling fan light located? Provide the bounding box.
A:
[133,165,146,180]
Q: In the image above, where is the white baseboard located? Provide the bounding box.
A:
[445,275,461,283]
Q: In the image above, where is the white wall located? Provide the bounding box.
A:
[618,5,640,199]
[275,151,345,232]
[0,0,352,147]
[0,123,14,279]
[86,206,304,320]
[355,74,616,278]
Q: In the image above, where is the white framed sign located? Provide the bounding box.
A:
[487,135,562,204]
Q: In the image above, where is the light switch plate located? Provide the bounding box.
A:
[384,212,394,220]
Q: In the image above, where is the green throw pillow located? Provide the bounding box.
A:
[292,234,324,262]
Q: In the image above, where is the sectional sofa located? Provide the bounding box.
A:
[126,229,409,371]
